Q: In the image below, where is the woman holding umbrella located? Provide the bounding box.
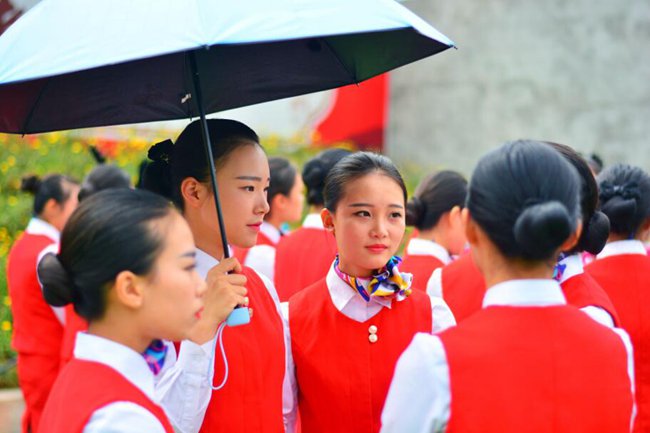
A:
[142,119,295,433]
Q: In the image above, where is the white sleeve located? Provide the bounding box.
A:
[426,267,443,298]
[258,273,298,433]
[611,327,637,431]
[580,306,616,328]
[36,243,66,325]
[245,245,276,282]
[380,333,450,433]
[156,339,215,433]
[83,402,166,433]
[429,295,456,334]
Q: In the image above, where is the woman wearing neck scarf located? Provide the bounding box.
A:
[381,140,635,433]
[287,152,455,433]
[37,188,205,432]
[142,119,295,433]
[587,164,650,433]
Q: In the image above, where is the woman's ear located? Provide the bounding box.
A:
[180,178,207,209]
[449,205,463,227]
[560,220,583,252]
[113,270,145,310]
[321,208,335,233]
[462,208,477,244]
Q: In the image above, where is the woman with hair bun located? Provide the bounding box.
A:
[382,140,635,433]
[141,119,294,433]
[587,163,650,433]
[37,188,206,432]
[401,170,467,289]
[274,148,350,301]
[233,157,304,281]
[7,173,79,433]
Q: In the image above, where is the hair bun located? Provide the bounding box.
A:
[580,211,610,255]
[37,253,74,307]
[148,139,174,163]
[405,196,425,227]
[302,159,326,205]
[21,175,41,194]
[514,201,574,260]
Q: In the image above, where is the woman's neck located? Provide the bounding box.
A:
[338,257,374,279]
[184,211,225,259]
[482,256,555,288]
[264,214,283,232]
[88,317,151,354]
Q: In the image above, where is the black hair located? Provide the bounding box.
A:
[544,142,610,255]
[597,164,650,238]
[323,152,407,212]
[266,157,298,218]
[37,189,174,321]
[468,140,581,261]
[302,148,352,207]
[21,174,78,216]
[78,164,131,202]
[141,119,260,209]
[406,170,467,230]
[586,153,604,175]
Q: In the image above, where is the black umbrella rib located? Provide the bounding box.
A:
[21,76,51,134]
[320,37,358,84]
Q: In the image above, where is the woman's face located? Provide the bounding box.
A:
[47,181,80,232]
[282,173,305,223]
[141,212,206,342]
[323,172,405,277]
[199,144,271,249]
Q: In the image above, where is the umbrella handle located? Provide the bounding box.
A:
[189,51,230,259]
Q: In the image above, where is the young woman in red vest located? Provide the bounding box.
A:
[288,152,456,433]
[59,164,133,366]
[382,140,635,433]
[587,163,650,433]
[7,173,79,433]
[274,148,350,301]
[37,188,207,433]
[233,157,304,281]
[401,170,467,289]
[428,142,620,327]
[142,119,295,433]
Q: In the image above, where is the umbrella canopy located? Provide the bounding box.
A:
[0,0,454,134]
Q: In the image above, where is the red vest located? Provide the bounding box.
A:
[289,279,432,433]
[39,359,174,433]
[587,254,650,433]
[232,231,276,264]
[274,227,337,301]
[439,305,634,433]
[399,253,445,291]
[7,232,62,355]
[440,253,486,322]
[199,267,286,433]
[60,305,88,365]
[561,272,620,326]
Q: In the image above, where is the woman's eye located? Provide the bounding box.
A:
[354,210,371,217]
[184,264,197,272]
[242,186,255,192]
[390,212,403,218]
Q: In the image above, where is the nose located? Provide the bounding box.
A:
[257,191,270,215]
[370,217,388,239]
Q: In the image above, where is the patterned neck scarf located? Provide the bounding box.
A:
[552,253,568,282]
[142,339,168,375]
[334,255,413,302]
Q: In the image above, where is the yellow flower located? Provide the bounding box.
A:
[71,141,83,154]
[7,155,16,167]
[1,321,11,332]
[8,195,18,206]
[0,162,8,173]
[3,296,10,307]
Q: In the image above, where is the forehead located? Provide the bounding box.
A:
[339,172,404,203]
[219,144,269,175]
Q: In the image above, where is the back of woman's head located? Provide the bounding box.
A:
[406,170,467,230]
[268,157,297,203]
[468,140,581,261]
[597,164,650,237]
[323,151,407,211]
[38,188,173,321]
[21,174,78,216]
[544,142,609,255]
[141,119,260,208]
[78,164,131,202]
[302,148,351,207]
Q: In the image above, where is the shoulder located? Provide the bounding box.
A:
[83,402,167,433]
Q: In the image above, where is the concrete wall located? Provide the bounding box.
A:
[388,0,650,177]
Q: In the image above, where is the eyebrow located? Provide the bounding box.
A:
[348,203,404,209]
[235,175,270,182]
[179,251,196,259]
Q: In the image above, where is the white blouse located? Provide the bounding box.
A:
[244,221,282,281]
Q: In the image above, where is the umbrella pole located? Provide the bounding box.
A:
[189,51,230,259]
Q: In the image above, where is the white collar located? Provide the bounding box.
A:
[260,221,282,244]
[597,240,648,259]
[326,263,394,311]
[302,213,325,230]
[195,248,220,280]
[73,332,156,401]
[406,238,452,265]
[556,253,584,284]
[482,279,567,308]
[25,217,60,242]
